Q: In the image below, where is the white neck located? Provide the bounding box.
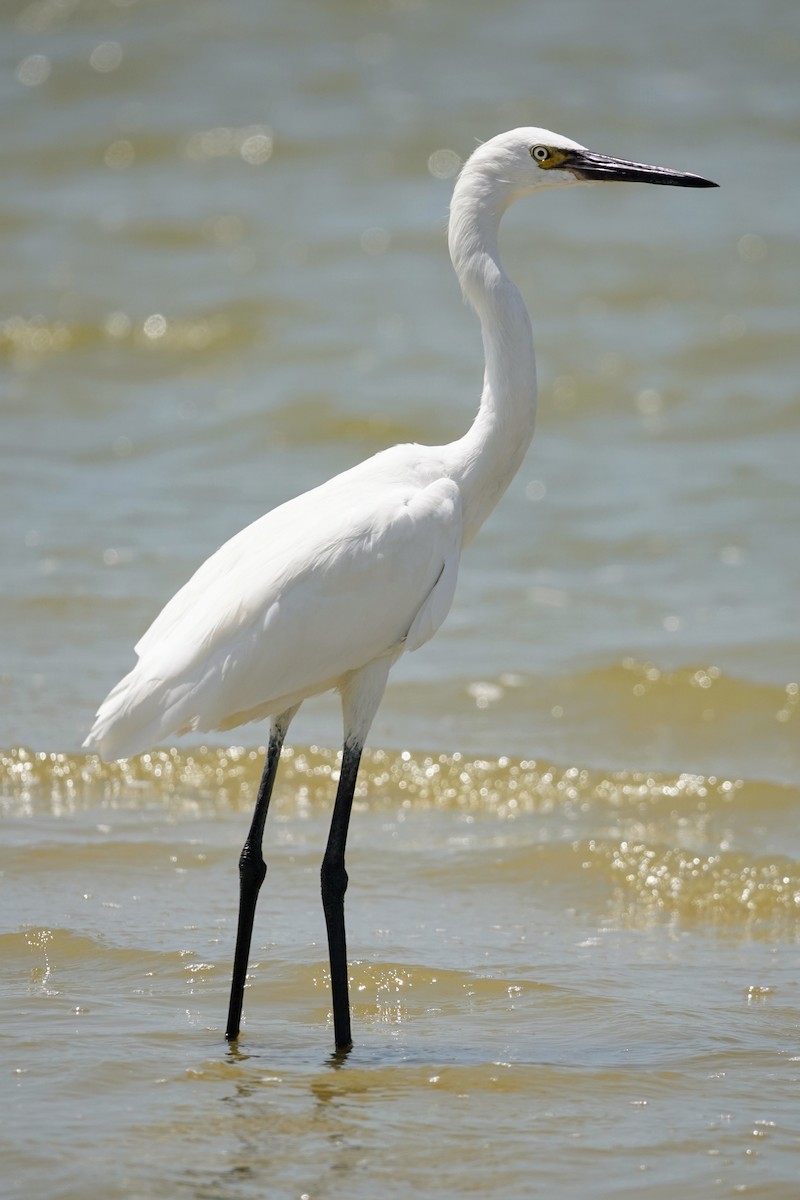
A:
[443,161,538,544]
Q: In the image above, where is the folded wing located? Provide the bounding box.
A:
[84,453,462,758]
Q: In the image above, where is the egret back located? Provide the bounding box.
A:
[84,447,462,758]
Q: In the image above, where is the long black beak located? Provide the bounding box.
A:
[569,150,718,188]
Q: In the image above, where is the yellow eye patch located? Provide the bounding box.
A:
[531,146,573,169]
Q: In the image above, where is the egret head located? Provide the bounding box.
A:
[467,127,718,200]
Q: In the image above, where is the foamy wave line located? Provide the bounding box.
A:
[586,837,800,925]
[0,742,778,820]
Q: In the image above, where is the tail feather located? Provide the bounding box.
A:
[83,665,195,760]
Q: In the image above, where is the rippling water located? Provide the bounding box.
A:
[2,0,799,1196]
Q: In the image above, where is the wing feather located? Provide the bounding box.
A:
[84,451,463,758]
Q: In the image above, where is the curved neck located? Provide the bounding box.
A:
[444,165,538,545]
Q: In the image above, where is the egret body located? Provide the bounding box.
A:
[85,128,717,1049]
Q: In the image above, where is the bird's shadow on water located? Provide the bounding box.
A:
[175,1037,432,1200]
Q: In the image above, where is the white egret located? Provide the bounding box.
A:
[84,127,717,1050]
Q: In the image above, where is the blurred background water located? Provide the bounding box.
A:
[2,1,799,1197]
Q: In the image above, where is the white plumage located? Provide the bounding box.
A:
[83,127,716,1048]
[86,451,462,757]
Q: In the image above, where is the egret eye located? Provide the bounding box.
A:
[530,145,550,163]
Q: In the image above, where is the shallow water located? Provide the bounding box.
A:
[4,748,800,1198]
[2,0,800,1197]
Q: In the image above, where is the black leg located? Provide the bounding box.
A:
[225,713,293,1042]
[321,737,363,1050]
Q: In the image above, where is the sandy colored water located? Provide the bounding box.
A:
[4,746,800,1198]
